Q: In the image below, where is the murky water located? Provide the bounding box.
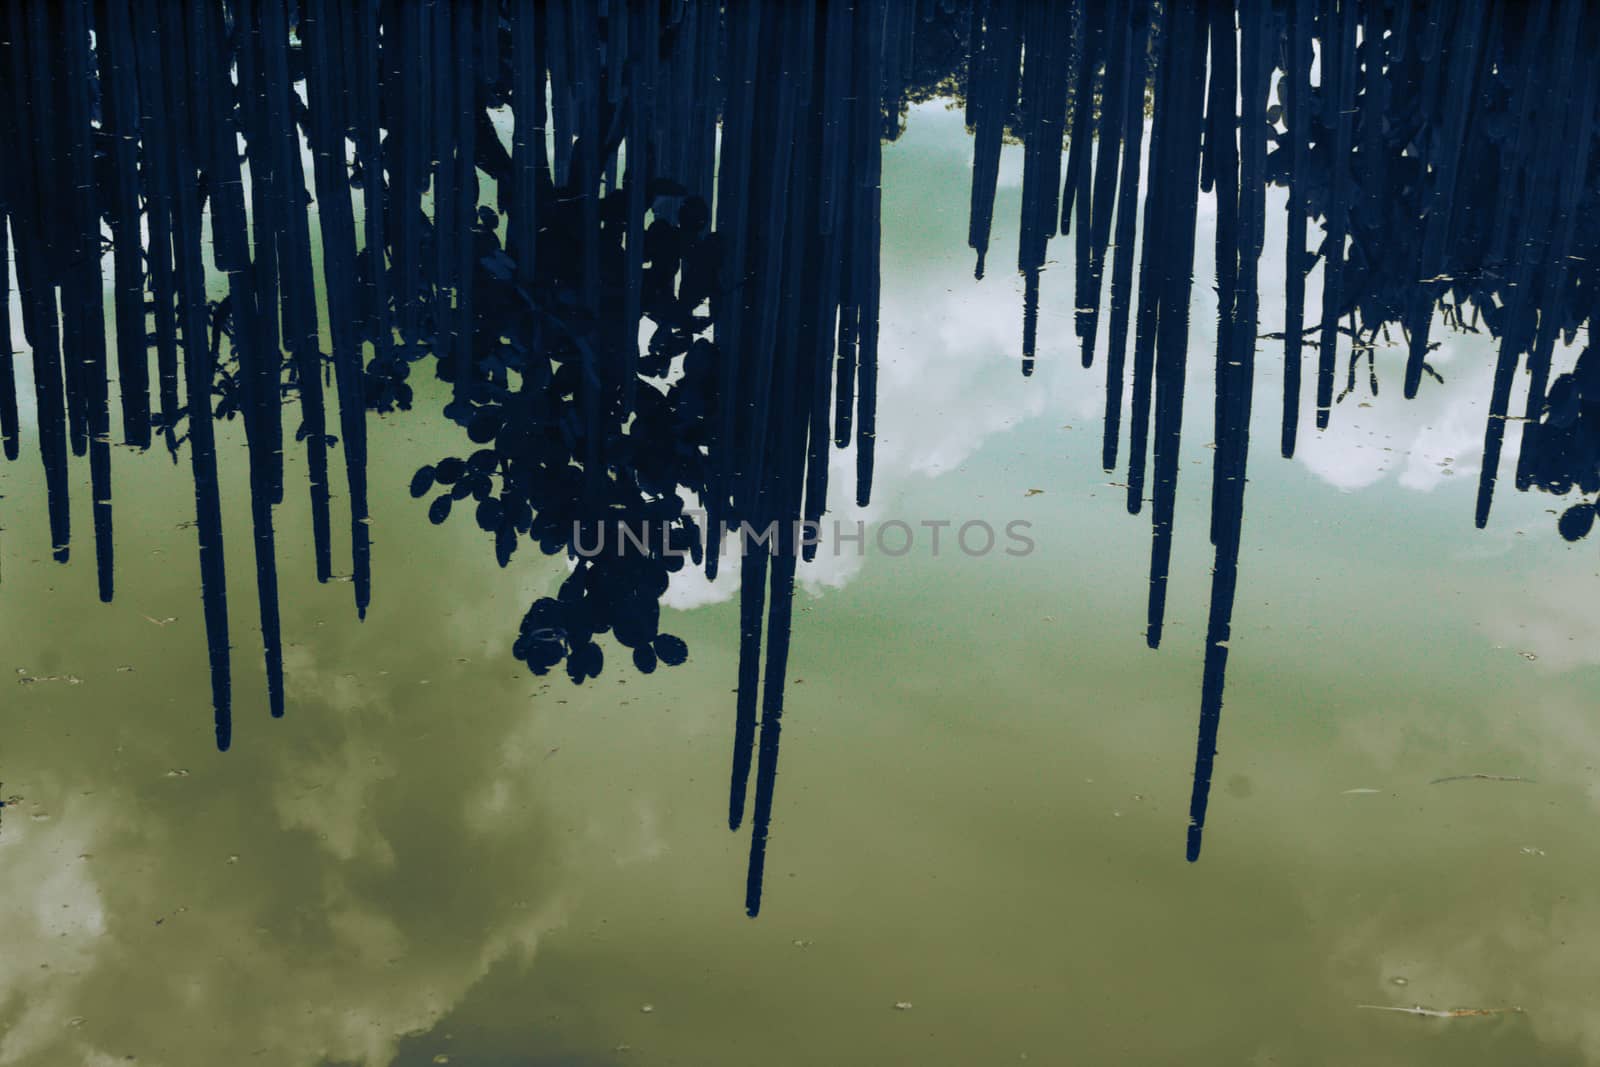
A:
[6,3,1600,1066]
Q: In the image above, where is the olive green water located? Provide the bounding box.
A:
[4,101,1600,1066]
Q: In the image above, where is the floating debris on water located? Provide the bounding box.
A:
[16,671,83,686]
[1429,774,1534,785]
[1358,1004,1524,1019]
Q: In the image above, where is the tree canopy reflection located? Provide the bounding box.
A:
[3,0,1599,910]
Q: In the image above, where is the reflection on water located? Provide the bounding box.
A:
[4,1,1600,1064]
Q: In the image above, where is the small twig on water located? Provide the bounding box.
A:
[1359,1004,1525,1019]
